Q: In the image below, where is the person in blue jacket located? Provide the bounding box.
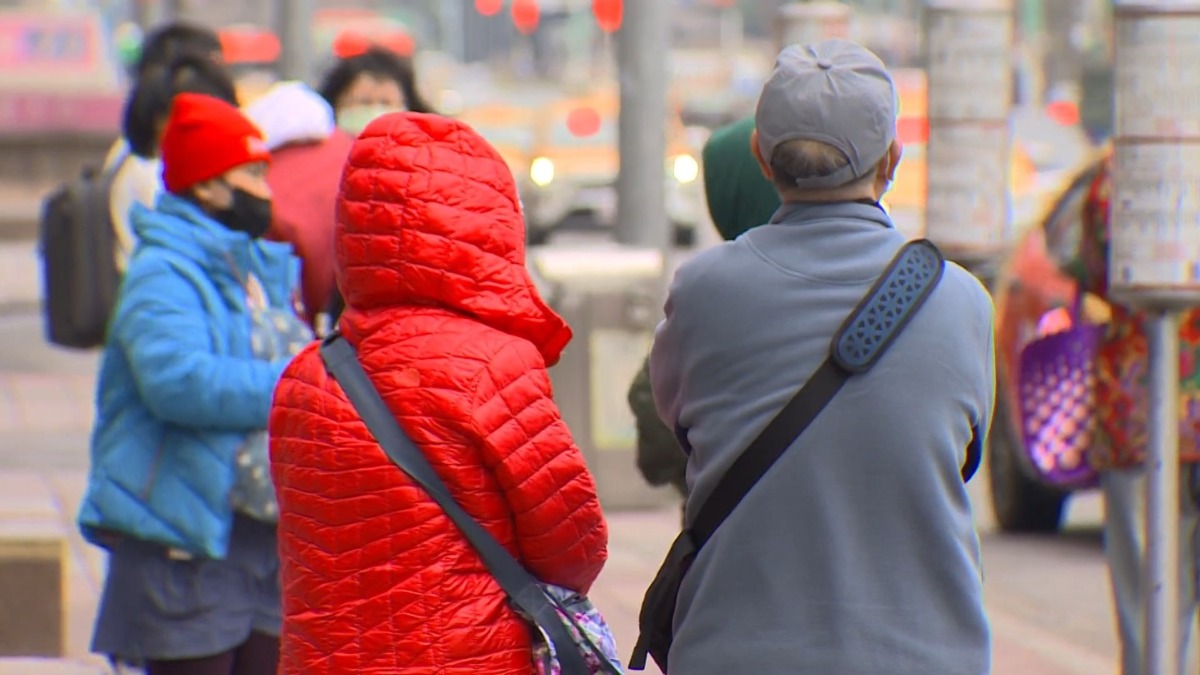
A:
[78,93,312,675]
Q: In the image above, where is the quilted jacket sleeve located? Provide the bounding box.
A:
[628,353,688,494]
[470,339,608,594]
[114,259,287,431]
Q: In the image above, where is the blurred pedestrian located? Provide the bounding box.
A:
[269,112,608,674]
[129,21,224,78]
[627,115,781,516]
[105,20,228,251]
[245,81,354,332]
[112,52,240,267]
[1066,153,1200,675]
[646,40,993,672]
[317,44,436,136]
[317,44,437,323]
[79,93,308,675]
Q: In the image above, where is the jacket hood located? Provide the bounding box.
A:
[335,112,572,365]
[244,81,336,152]
[702,116,782,241]
[131,193,297,304]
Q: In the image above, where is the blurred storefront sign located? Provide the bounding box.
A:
[0,92,121,136]
[0,9,120,93]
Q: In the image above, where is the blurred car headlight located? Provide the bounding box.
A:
[672,155,700,184]
[530,157,556,187]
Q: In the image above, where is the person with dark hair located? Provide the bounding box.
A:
[245,82,354,331]
[316,45,437,328]
[133,21,223,76]
[110,52,240,269]
[124,52,240,158]
[81,93,305,675]
[316,45,435,136]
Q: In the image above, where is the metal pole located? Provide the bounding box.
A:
[615,0,669,249]
[1109,3,1200,673]
[1146,312,1182,675]
[922,0,1014,266]
[278,0,315,83]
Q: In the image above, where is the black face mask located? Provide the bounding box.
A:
[214,186,272,239]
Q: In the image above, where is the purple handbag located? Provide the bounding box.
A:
[1017,297,1104,489]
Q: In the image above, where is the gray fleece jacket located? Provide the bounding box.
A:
[650,201,994,674]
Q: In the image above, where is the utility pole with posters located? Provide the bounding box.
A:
[921,0,1014,274]
[1110,2,1200,673]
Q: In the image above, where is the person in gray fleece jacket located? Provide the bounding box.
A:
[650,40,994,674]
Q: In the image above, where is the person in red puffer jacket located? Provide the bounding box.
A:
[268,112,609,675]
[245,81,355,330]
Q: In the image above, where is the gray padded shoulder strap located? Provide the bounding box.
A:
[832,239,945,373]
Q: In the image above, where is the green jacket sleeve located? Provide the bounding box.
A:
[628,353,688,495]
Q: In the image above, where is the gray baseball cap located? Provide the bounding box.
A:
[755,39,898,190]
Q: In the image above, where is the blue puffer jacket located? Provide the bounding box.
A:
[78,193,299,559]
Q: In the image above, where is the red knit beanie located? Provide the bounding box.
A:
[160,93,272,195]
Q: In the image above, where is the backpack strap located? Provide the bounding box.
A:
[688,239,946,550]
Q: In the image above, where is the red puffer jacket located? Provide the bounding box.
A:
[268,113,609,675]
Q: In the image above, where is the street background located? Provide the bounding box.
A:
[0,238,1186,674]
[0,0,1153,672]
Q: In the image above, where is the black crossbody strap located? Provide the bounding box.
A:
[320,336,599,675]
[689,239,946,548]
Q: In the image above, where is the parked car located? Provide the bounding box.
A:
[457,102,537,188]
[989,154,1106,532]
[521,92,704,245]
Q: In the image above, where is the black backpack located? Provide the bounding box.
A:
[38,150,131,349]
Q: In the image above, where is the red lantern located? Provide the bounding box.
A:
[512,0,540,34]
[475,0,503,16]
[592,0,622,33]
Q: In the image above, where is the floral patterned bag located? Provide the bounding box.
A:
[229,273,313,522]
[529,585,623,675]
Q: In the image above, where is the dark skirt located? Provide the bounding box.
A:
[91,515,281,663]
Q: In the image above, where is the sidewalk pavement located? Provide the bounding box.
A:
[0,283,1122,674]
[0,462,1118,675]
[0,241,39,314]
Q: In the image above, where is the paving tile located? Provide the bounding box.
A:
[0,373,94,434]
[0,241,39,310]
[0,469,1118,674]
[0,658,107,674]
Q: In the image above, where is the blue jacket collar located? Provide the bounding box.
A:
[132,193,298,305]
